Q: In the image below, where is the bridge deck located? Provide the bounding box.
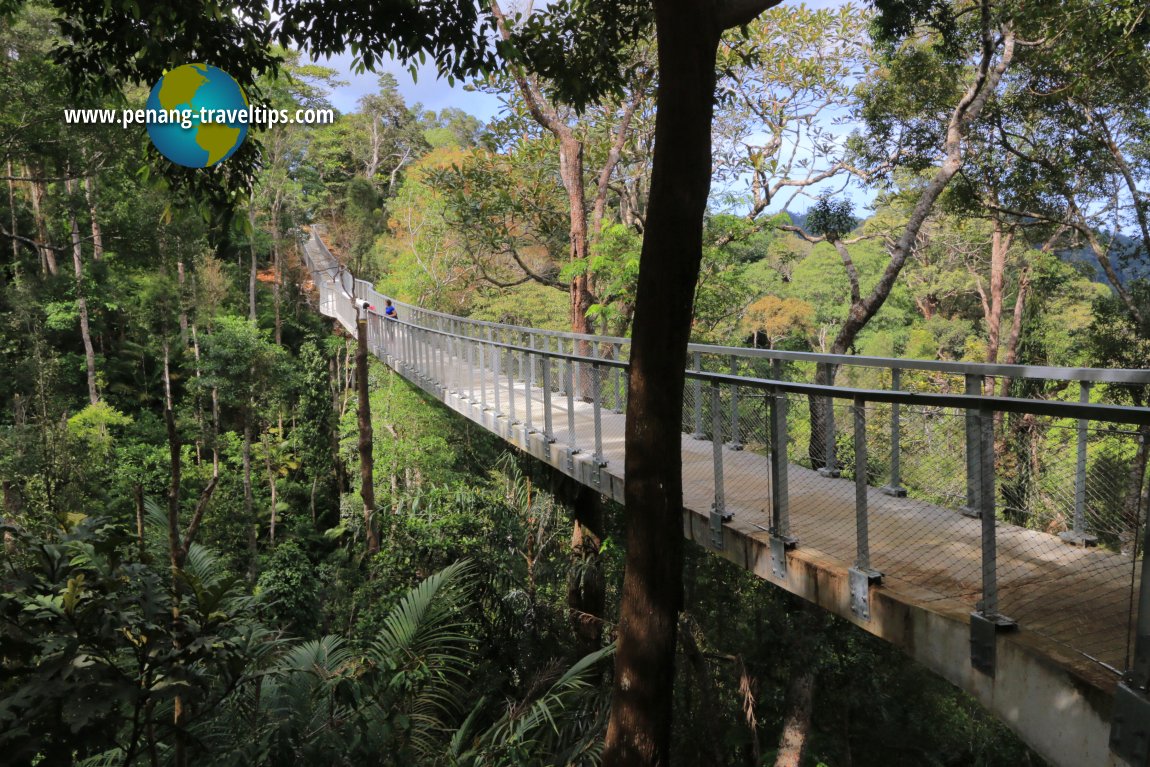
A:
[307,228,1146,766]
[401,347,1137,681]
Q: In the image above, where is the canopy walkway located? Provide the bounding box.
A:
[301,229,1150,767]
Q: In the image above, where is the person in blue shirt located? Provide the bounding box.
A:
[384,299,398,320]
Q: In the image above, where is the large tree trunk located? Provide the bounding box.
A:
[357,314,380,555]
[774,669,815,767]
[490,1,601,394]
[603,4,723,763]
[66,178,99,405]
[2,479,20,552]
[84,176,103,261]
[26,165,57,276]
[243,417,256,580]
[271,202,284,345]
[567,487,605,654]
[805,16,1015,462]
[562,133,598,399]
[177,261,189,345]
[984,219,1012,367]
[5,160,17,275]
[248,208,259,321]
[997,265,1030,398]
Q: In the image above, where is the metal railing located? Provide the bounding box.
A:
[301,228,1150,689]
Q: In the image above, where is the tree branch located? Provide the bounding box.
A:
[0,223,64,252]
[720,0,785,30]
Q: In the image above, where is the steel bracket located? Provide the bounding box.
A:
[1058,530,1099,547]
[849,567,883,621]
[710,503,725,550]
[880,485,907,498]
[1111,682,1150,766]
[769,534,797,581]
[960,506,982,519]
[969,611,1017,676]
[709,502,733,550]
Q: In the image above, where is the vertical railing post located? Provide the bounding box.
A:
[479,330,488,411]
[493,330,502,418]
[710,382,731,549]
[970,403,1016,676]
[883,367,907,497]
[692,351,706,439]
[467,328,475,403]
[407,323,416,376]
[526,335,535,434]
[729,355,743,450]
[613,343,624,413]
[507,331,517,426]
[1061,381,1097,546]
[592,362,605,468]
[980,404,998,617]
[961,373,984,517]
[417,322,426,379]
[849,397,882,620]
[1111,432,1150,763]
[566,358,579,472]
[768,365,796,579]
[543,344,555,443]
[435,321,444,390]
[517,332,525,382]
[853,397,870,570]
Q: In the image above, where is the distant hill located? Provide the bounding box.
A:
[1057,232,1148,286]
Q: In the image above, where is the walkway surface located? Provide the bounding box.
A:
[302,231,1149,767]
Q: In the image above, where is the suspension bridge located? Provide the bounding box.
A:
[301,229,1150,767]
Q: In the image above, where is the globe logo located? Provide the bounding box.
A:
[145,64,249,168]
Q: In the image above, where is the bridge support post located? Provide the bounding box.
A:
[850,397,882,621]
[768,368,796,581]
[1061,381,1098,546]
[1111,469,1150,764]
[729,356,743,451]
[882,368,907,497]
[710,383,732,550]
[971,404,1016,676]
[961,373,984,517]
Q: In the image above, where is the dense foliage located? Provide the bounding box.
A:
[3,0,1149,764]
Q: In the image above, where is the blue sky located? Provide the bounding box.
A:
[316,0,852,121]
[313,0,866,217]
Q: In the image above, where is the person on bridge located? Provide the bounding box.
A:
[384,299,398,320]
